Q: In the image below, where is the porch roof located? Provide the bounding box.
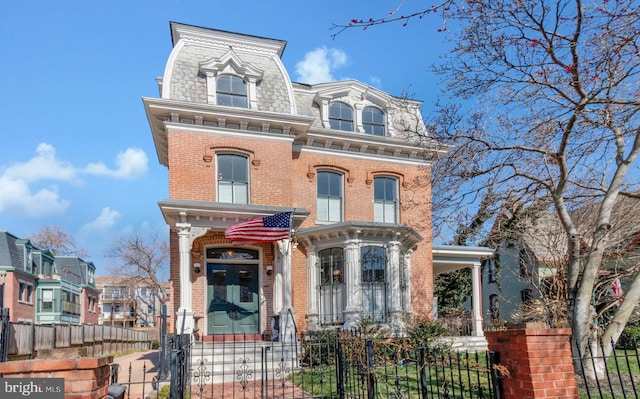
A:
[432,245,494,275]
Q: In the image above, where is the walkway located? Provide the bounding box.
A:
[112,350,160,399]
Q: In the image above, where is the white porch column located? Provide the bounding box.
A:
[175,221,208,335]
[387,237,403,329]
[471,261,484,337]
[277,240,295,342]
[343,236,361,329]
[403,251,412,314]
[306,245,319,330]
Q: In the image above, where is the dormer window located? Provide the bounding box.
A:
[200,49,263,109]
[329,102,354,132]
[363,106,385,136]
[217,75,248,108]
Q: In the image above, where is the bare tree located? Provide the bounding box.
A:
[30,224,87,257]
[336,0,640,369]
[106,233,169,324]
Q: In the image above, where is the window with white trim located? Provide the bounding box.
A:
[329,102,354,131]
[42,289,54,312]
[374,176,398,223]
[317,171,343,222]
[362,106,385,135]
[216,75,247,108]
[361,246,387,322]
[217,154,249,204]
[318,248,344,325]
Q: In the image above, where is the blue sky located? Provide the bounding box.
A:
[0,1,453,273]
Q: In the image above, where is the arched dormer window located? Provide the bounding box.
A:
[329,102,354,132]
[199,49,263,109]
[362,106,385,136]
[217,75,247,108]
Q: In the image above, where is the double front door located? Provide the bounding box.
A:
[207,263,259,334]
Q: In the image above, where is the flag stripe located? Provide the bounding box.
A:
[225,212,292,243]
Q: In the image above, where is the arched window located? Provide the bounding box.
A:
[374,176,398,223]
[319,248,345,325]
[217,75,247,108]
[489,294,500,320]
[361,246,387,322]
[217,154,248,204]
[317,171,343,222]
[362,106,385,135]
[329,102,354,131]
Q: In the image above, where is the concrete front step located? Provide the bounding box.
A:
[439,336,489,352]
[188,341,301,384]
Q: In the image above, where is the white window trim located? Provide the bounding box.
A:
[216,153,250,204]
[316,170,344,223]
[200,49,264,109]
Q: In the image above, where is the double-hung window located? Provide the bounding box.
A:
[362,106,385,135]
[317,171,342,222]
[318,248,344,325]
[329,102,354,131]
[374,177,398,223]
[361,246,387,322]
[218,154,249,204]
[217,75,248,108]
[42,289,54,312]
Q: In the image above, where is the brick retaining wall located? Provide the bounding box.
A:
[0,356,113,399]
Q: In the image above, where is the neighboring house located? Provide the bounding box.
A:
[96,276,169,328]
[49,256,100,325]
[482,197,640,326]
[144,23,491,341]
[0,231,99,324]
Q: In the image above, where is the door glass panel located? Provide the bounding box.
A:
[212,271,227,303]
[238,270,253,302]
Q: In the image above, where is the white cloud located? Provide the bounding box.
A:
[0,175,70,217]
[0,143,149,218]
[295,47,348,84]
[81,207,121,232]
[84,148,148,180]
[3,143,78,183]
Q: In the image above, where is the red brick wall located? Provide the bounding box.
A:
[81,288,100,325]
[3,271,37,322]
[0,356,113,399]
[165,127,434,327]
[485,323,578,399]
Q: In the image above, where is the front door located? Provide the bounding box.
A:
[207,263,259,334]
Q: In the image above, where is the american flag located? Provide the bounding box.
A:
[224,212,292,243]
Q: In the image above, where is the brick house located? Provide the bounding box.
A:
[144,23,490,341]
[0,231,99,324]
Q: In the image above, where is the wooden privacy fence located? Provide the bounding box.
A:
[3,322,151,360]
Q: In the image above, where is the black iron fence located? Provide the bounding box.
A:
[574,338,640,399]
[115,330,502,399]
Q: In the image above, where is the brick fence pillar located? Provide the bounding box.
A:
[485,322,578,399]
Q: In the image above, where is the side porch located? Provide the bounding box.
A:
[433,245,494,351]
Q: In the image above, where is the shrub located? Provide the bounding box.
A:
[404,316,446,351]
[617,324,640,350]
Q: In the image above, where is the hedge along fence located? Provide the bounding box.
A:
[4,322,151,360]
